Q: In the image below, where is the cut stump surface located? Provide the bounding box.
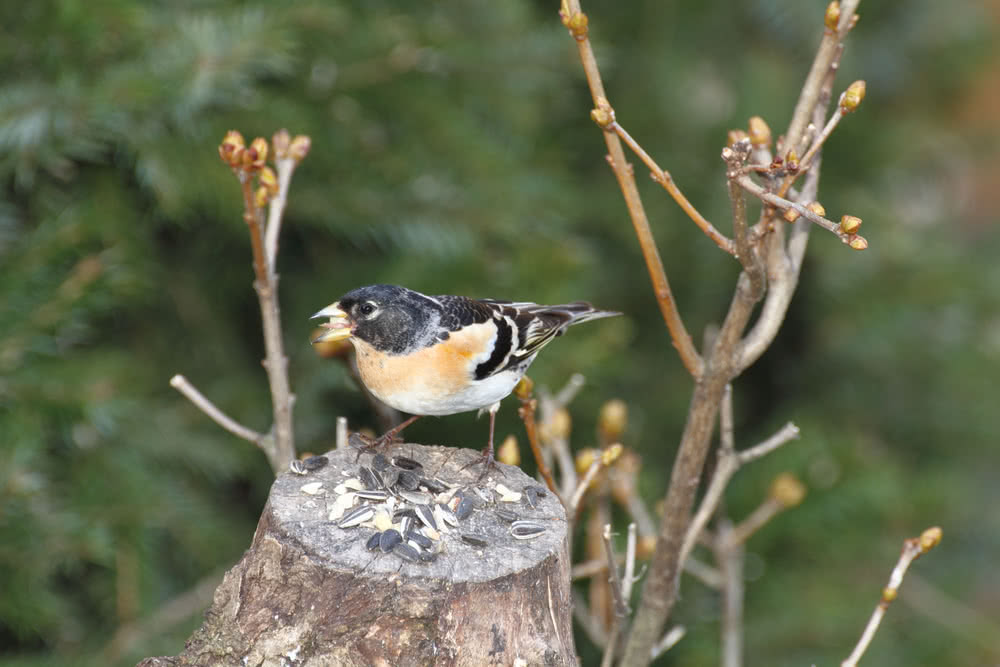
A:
[139,443,577,667]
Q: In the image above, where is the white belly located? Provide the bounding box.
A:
[377,368,523,416]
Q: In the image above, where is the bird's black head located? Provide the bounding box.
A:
[335,284,441,354]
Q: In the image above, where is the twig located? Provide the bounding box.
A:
[717,518,745,667]
[842,527,943,667]
[170,374,264,445]
[335,416,348,450]
[570,458,604,516]
[264,156,296,271]
[610,122,735,255]
[553,372,587,407]
[679,419,800,584]
[622,523,638,601]
[724,144,765,298]
[726,498,784,547]
[560,0,702,379]
[737,175,851,241]
[650,625,686,660]
[518,389,561,498]
[600,524,630,667]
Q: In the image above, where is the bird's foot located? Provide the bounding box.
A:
[460,447,508,482]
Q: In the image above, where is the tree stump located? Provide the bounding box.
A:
[139,443,577,666]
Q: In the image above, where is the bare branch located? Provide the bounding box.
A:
[717,519,745,667]
[264,156,297,271]
[842,527,943,667]
[610,122,735,256]
[560,0,702,378]
[170,374,264,445]
[650,625,686,660]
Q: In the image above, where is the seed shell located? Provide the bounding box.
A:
[379,528,403,553]
[392,455,423,471]
[510,520,547,540]
[461,533,489,548]
[303,455,329,471]
[393,542,421,562]
[337,505,374,529]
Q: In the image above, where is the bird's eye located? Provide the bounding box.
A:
[358,302,377,317]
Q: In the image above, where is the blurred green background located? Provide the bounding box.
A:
[1,0,997,665]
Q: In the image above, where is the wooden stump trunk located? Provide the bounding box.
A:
[139,443,577,666]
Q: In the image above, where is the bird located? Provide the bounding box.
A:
[311,284,620,474]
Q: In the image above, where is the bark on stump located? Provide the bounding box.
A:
[139,443,577,666]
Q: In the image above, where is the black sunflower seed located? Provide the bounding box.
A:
[461,533,489,547]
[415,504,437,530]
[420,477,448,494]
[495,508,519,523]
[365,532,382,551]
[303,455,329,471]
[379,529,403,553]
[372,453,390,472]
[455,495,475,521]
[392,455,423,471]
[358,466,381,490]
[393,542,421,562]
[406,530,433,550]
[395,469,421,491]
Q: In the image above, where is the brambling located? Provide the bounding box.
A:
[311,284,619,473]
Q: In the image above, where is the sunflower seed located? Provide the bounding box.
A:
[398,490,432,505]
[395,470,421,491]
[415,504,437,530]
[510,520,547,540]
[471,486,492,504]
[358,466,381,490]
[356,489,389,502]
[495,508,519,523]
[379,468,400,489]
[420,478,448,494]
[461,533,489,548]
[379,529,403,553]
[524,485,544,509]
[303,455,329,471]
[289,460,308,475]
[372,453,390,472]
[399,516,413,537]
[455,495,475,521]
[406,529,433,550]
[393,542,421,562]
[337,505,374,529]
[393,507,419,522]
[338,478,366,493]
[437,504,460,528]
[365,532,382,551]
[300,482,325,495]
[392,455,423,471]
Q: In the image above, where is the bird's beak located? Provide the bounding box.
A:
[310,302,352,344]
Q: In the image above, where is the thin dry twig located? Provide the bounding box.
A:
[610,122,735,255]
[518,388,561,498]
[650,625,686,660]
[717,518,745,667]
[600,524,630,667]
[842,527,943,667]
[170,374,264,445]
[560,0,702,378]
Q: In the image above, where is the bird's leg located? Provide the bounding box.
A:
[462,402,506,480]
[352,415,421,458]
